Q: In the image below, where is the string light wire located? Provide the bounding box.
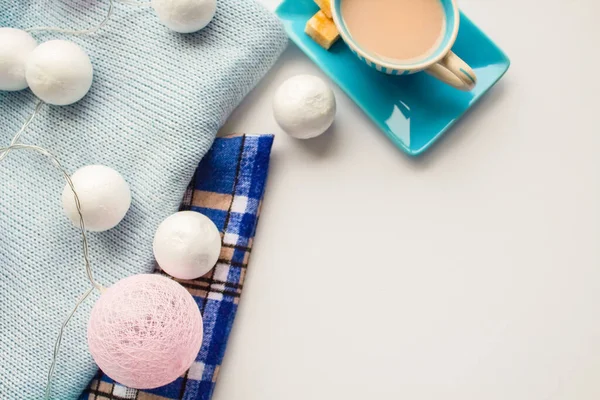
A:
[26,0,115,35]
[0,99,43,161]
[2,0,156,396]
[117,0,152,6]
[44,286,95,399]
[0,141,104,293]
[1,116,104,399]
[24,0,153,37]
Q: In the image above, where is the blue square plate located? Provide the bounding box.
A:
[275,0,510,155]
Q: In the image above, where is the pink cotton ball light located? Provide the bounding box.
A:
[87,274,203,389]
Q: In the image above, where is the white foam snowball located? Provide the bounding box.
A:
[273,74,336,139]
[25,40,93,106]
[61,165,132,232]
[153,211,222,280]
[0,28,38,91]
[152,0,217,33]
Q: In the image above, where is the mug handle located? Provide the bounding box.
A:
[425,51,477,91]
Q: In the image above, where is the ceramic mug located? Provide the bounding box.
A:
[330,0,477,91]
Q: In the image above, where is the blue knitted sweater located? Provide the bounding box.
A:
[0,1,286,398]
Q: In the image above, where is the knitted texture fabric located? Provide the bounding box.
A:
[0,1,287,399]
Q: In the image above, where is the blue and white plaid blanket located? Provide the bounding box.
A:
[80,134,274,400]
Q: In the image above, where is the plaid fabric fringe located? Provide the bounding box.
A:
[80,134,274,400]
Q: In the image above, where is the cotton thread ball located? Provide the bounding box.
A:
[154,211,222,280]
[273,74,336,139]
[88,274,203,389]
[61,165,131,232]
[25,40,93,105]
[152,0,217,33]
[0,28,37,91]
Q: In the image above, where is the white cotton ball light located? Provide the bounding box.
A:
[61,165,131,232]
[0,28,38,91]
[25,40,93,105]
[273,74,336,139]
[152,0,217,33]
[153,211,221,280]
[88,274,203,389]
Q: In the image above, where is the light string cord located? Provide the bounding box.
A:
[0,143,102,291]
[26,0,114,35]
[24,0,153,36]
[5,0,151,396]
[1,119,105,399]
[117,0,152,7]
[44,286,95,399]
[0,99,43,161]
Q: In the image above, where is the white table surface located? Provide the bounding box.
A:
[214,1,600,399]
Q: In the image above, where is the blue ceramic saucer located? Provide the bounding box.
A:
[275,0,510,155]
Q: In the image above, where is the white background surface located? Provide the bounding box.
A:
[214,1,600,399]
